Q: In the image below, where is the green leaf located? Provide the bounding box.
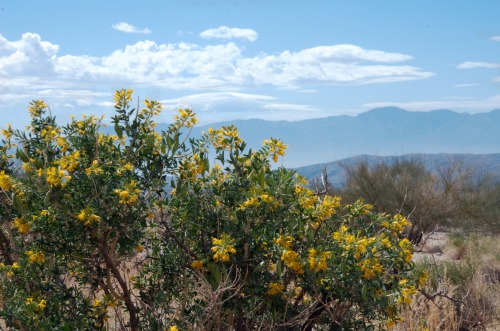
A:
[12,194,24,213]
[253,260,265,274]
[146,135,155,150]
[258,171,265,187]
[361,284,368,302]
[16,149,29,163]
[114,123,123,139]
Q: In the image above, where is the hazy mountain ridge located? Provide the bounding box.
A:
[185,107,500,167]
[294,153,500,187]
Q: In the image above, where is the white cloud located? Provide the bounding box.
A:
[199,26,258,42]
[263,103,319,112]
[457,61,500,69]
[363,95,500,112]
[491,36,500,41]
[454,83,479,88]
[0,32,434,125]
[0,33,433,90]
[112,22,151,34]
[1,33,431,92]
[161,92,328,123]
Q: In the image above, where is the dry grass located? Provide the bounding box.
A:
[396,233,500,331]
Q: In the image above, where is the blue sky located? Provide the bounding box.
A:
[0,0,499,128]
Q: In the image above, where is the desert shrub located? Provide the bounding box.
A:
[338,158,456,245]
[0,91,423,330]
[336,158,500,245]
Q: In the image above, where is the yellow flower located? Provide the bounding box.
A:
[114,180,141,205]
[169,326,179,331]
[26,297,34,305]
[114,89,133,105]
[77,209,101,226]
[281,250,304,274]
[191,260,204,271]
[26,250,46,264]
[38,299,46,310]
[0,170,12,191]
[13,217,31,234]
[211,233,237,263]
[418,271,428,287]
[274,235,293,249]
[240,197,260,209]
[267,282,284,296]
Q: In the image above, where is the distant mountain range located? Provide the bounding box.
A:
[185,107,500,168]
[294,153,500,187]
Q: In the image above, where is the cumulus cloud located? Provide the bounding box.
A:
[1,33,432,92]
[457,61,500,69]
[112,22,151,34]
[199,26,258,41]
[0,32,435,125]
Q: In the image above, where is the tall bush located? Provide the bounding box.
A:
[0,91,422,330]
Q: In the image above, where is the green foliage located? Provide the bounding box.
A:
[0,90,421,330]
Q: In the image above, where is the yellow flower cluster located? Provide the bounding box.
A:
[398,285,417,304]
[191,260,204,271]
[28,100,47,119]
[58,150,81,173]
[398,238,413,263]
[143,98,163,116]
[313,195,341,223]
[45,166,71,188]
[40,125,60,143]
[13,217,31,234]
[267,282,285,296]
[77,209,101,226]
[86,160,104,176]
[308,249,331,272]
[208,125,243,150]
[114,180,141,205]
[281,249,304,274]
[274,235,293,250]
[211,233,237,263]
[263,138,287,163]
[0,170,12,191]
[1,123,12,139]
[114,89,133,105]
[240,197,259,209]
[26,250,46,264]
[26,297,46,311]
[357,258,383,280]
[174,108,197,128]
[382,214,411,234]
[179,153,206,179]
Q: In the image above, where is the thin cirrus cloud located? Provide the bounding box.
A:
[454,83,479,88]
[457,61,500,69]
[199,26,258,42]
[112,22,151,34]
[491,36,500,41]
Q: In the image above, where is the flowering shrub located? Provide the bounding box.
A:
[0,90,423,330]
